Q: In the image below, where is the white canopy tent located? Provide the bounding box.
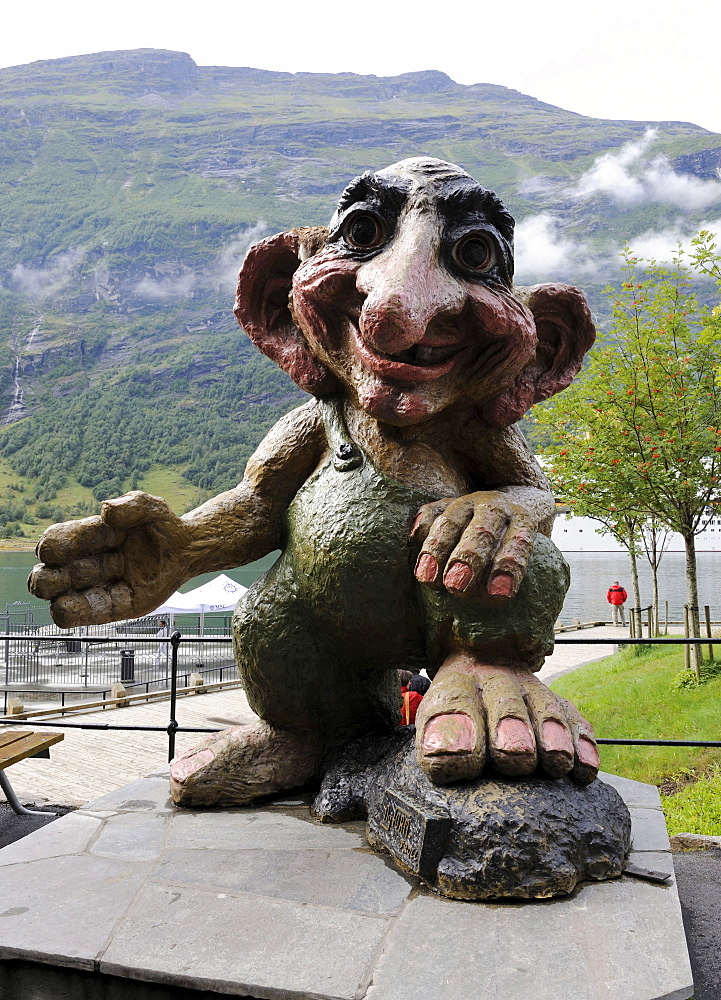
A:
[152,574,248,634]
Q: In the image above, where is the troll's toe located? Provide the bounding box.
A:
[417,711,486,785]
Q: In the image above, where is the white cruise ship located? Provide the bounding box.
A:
[552,510,721,552]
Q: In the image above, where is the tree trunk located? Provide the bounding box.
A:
[649,527,660,636]
[651,566,659,636]
[641,519,669,635]
[683,531,701,678]
[626,526,642,611]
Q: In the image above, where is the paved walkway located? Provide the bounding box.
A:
[539,623,631,682]
[3,687,258,806]
[4,625,638,807]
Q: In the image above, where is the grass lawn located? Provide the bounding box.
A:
[550,646,721,836]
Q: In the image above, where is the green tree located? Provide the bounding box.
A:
[535,245,721,674]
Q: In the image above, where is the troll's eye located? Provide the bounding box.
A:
[342,212,386,250]
[453,234,495,272]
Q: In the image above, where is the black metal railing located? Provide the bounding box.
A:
[1,634,720,763]
[1,661,239,716]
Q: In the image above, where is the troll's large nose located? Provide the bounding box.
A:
[356,214,465,354]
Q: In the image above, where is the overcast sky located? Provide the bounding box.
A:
[2,0,720,134]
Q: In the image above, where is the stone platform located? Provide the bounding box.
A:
[0,769,693,1000]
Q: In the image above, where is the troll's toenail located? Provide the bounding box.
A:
[170,747,214,783]
[488,572,514,598]
[444,562,473,592]
[496,717,535,754]
[422,713,475,754]
[578,737,600,768]
[541,720,574,755]
[415,553,438,583]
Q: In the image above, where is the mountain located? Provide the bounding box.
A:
[0,48,719,537]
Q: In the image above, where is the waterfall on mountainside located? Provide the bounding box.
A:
[4,314,42,424]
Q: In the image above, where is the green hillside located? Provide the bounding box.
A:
[1,48,719,537]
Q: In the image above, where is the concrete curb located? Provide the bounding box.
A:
[671,832,721,851]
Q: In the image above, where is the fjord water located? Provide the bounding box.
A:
[0,551,280,624]
[562,551,721,622]
[2,550,720,625]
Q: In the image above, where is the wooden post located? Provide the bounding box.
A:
[683,606,691,672]
[110,681,129,708]
[705,605,713,662]
[189,671,206,694]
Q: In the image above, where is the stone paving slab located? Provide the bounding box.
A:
[100,881,389,998]
[0,811,101,867]
[366,878,692,1000]
[0,855,147,970]
[0,771,693,1000]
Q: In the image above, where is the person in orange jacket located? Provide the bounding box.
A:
[606,581,628,626]
[401,673,428,725]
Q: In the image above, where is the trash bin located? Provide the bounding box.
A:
[65,640,82,653]
[120,649,135,683]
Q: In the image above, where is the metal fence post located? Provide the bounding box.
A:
[705,605,713,662]
[167,631,181,762]
[83,627,89,687]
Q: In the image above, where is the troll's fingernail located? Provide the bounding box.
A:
[415,553,438,583]
[578,737,600,768]
[422,713,476,754]
[444,562,473,591]
[488,571,514,598]
[542,719,574,755]
[496,717,535,754]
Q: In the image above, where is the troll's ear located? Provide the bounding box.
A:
[234,227,339,395]
[480,283,596,428]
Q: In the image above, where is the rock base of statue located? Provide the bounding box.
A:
[313,727,631,900]
[0,767,692,1000]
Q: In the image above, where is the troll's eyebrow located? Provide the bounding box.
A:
[335,172,411,216]
[436,183,515,243]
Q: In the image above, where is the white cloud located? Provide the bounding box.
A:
[517,176,558,198]
[642,161,721,211]
[134,273,196,301]
[213,221,270,293]
[573,131,656,205]
[625,217,721,263]
[514,214,590,281]
[572,129,721,211]
[11,249,85,301]
[132,222,271,302]
[627,227,686,262]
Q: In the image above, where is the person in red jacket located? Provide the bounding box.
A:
[606,581,628,626]
[400,673,427,725]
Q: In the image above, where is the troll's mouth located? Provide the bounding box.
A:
[382,343,462,367]
[352,331,464,383]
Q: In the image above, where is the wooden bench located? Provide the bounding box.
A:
[0,729,64,817]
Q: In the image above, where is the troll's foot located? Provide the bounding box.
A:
[170,721,323,807]
[416,652,599,786]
